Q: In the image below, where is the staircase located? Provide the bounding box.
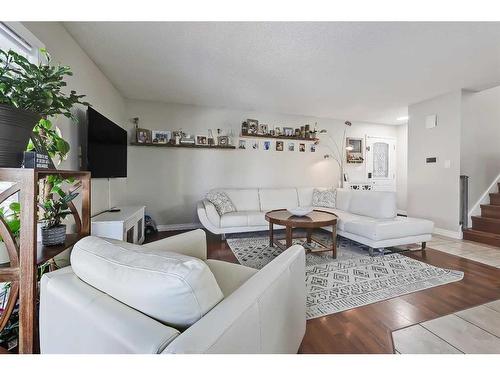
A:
[463,182,500,247]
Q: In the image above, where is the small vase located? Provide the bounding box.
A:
[41,225,67,246]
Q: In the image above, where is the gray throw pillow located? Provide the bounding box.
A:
[206,191,236,215]
[312,188,336,208]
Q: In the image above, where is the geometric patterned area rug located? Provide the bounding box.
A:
[226,231,464,320]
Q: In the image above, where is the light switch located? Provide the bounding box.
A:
[425,114,437,129]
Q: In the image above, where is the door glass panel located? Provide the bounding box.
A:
[373,142,389,178]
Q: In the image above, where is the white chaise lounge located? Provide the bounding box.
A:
[197,187,434,254]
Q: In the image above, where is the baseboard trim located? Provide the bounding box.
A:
[433,227,463,240]
[157,223,202,232]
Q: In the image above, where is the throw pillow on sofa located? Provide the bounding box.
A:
[71,236,224,329]
[206,191,236,215]
[312,188,336,208]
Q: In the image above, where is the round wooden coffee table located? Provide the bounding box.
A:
[265,209,338,258]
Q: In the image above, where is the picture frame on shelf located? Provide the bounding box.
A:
[263,140,271,150]
[247,119,258,135]
[152,130,171,144]
[218,136,229,146]
[258,123,268,135]
[136,128,152,143]
[283,127,294,137]
[310,144,316,152]
[276,141,284,151]
[287,142,295,151]
[250,140,259,150]
[196,135,208,145]
[275,127,282,136]
[238,139,246,149]
[299,143,306,152]
[241,121,249,135]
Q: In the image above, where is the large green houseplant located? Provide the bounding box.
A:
[0,48,89,166]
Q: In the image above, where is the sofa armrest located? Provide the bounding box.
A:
[163,245,306,354]
[143,228,207,260]
[40,267,180,354]
[197,200,221,233]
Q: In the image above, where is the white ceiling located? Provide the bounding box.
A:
[63,22,500,124]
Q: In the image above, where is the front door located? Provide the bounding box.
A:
[365,136,396,191]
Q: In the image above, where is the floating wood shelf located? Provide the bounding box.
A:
[0,167,91,354]
[130,142,236,149]
[239,134,318,142]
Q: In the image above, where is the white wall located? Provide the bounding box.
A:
[407,90,462,233]
[23,22,127,215]
[117,100,406,226]
[461,87,500,208]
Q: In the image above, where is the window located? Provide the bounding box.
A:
[0,22,43,62]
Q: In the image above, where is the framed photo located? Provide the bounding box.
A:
[288,142,295,151]
[276,141,284,151]
[241,121,249,135]
[136,128,152,143]
[263,140,271,150]
[238,139,247,149]
[247,119,259,135]
[196,135,208,145]
[250,140,259,150]
[218,136,229,146]
[152,130,171,144]
[283,127,294,137]
[275,127,282,136]
[299,143,306,152]
[310,144,316,152]
[346,137,364,163]
[258,123,269,135]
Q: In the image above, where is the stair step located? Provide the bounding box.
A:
[463,228,500,248]
[490,193,500,206]
[471,216,500,234]
[481,204,500,219]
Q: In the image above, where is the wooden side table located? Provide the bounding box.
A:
[265,209,338,258]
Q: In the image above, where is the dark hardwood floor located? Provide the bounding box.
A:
[146,229,500,354]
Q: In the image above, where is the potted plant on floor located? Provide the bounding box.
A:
[38,175,79,246]
[0,48,89,167]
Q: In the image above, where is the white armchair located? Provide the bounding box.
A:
[40,229,306,354]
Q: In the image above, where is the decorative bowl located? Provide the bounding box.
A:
[287,207,313,217]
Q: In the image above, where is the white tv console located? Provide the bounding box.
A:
[91,206,146,244]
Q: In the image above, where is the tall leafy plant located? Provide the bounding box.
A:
[0,48,89,163]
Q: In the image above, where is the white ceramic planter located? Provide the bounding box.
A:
[0,241,10,264]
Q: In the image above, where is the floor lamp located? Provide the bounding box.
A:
[319,121,352,188]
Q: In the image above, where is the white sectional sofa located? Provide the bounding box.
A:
[198,187,434,253]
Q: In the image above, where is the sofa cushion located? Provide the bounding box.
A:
[348,190,397,219]
[335,188,352,211]
[313,207,363,231]
[221,189,260,211]
[206,191,236,215]
[247,211,267,226]
[220,212,248,228]
[259,188,298,211]
[343,217,434,241]
[71,236,224,329]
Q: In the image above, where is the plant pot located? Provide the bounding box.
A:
[41,225,67,246]
[0,104,41,168]
[0,241,10,265]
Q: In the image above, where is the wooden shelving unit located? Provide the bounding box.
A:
[0,168,91,354]
[239,134,318,142]
[130,142,236,149]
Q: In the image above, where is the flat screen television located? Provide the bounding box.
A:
[86,107,127,178]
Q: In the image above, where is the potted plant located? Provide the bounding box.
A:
[0,202,20,264]
[38,175,78,246]
[0,48,89,167]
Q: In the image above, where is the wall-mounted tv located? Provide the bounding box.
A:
[86,107,127,178]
